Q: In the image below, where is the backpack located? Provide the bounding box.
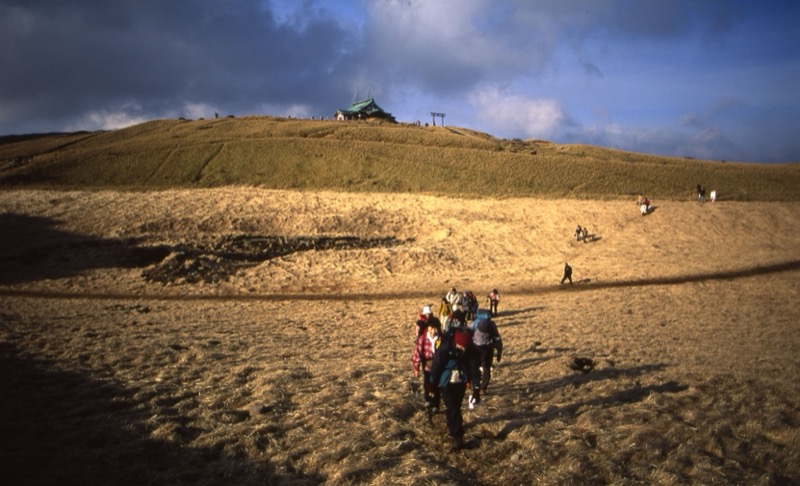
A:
[471,319,495,347]
[438,349,467,387]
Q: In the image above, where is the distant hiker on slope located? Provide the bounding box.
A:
[486,288,500,316]
[560,262,573,285]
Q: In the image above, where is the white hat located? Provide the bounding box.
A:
[422,305,432,315]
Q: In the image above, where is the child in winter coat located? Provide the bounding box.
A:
[412,320,442,418]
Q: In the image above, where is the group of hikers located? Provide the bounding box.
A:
[411,182,720,450]
[638,182,719,217]
[411,288,503,450]
[696,183,717,203]
[573,224,590,242]
[573,224,600,242]
[640,183,716,216]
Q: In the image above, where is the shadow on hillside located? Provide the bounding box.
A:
[499,259,800,298]
[502,353,565,369]
[487,380,687,441]
[535,362,669,395]
[471,363,684,440]
[497,306,545,319]
[0,341,322,485]
[642,205,657,216]
[572,260,800,291]
[0,213,409,286]
[0,213,170,285]
[575,234,602,243]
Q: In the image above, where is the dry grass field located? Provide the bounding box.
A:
[1,185,799,485]
[2,119,799,484]
[3,116,800,200]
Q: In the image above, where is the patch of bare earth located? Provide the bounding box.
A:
[1,188,799,485]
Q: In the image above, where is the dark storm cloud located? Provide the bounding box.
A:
[1,0,797,162]
[0,0,361,133]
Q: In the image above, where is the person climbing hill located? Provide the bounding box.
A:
[560,262,573,285]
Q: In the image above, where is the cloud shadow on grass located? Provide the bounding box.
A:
[498,259,800,299]
[0,213,170,285]
[1,211,797,299]
[0,213,408,286]
[0,341,323,485]
[541,260,800,294]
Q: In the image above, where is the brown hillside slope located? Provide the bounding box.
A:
[1,188,799,484]
[1,188,798,297]
[1,117,799,200]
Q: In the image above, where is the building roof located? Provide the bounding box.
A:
[336,98,396,121]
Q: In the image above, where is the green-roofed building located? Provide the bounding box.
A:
[334,98,397,123]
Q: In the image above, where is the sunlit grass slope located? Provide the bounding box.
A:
[1,116,798,200]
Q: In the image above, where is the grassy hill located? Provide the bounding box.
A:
[1,116,798,200]
[2,119,800,484]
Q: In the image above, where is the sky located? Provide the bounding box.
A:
[1,0,798,163]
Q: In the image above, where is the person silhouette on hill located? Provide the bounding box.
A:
[560,262,573,285]
[696,183,706,203]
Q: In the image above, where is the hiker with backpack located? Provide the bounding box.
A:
[444,302,466,332]
[430,323,481,450]
[462,290,478,321]
[445,287,461,309]
[696,183,706,203]
[437,297,452,327]
[486,289,500,316]
[412,318,442,421]
[413,304,439,341]
[471,316,503,393]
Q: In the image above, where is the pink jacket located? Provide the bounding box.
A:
[412,333,440,372]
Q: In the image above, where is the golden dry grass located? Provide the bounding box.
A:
[2,117,799,200]
[1,187,799,485]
